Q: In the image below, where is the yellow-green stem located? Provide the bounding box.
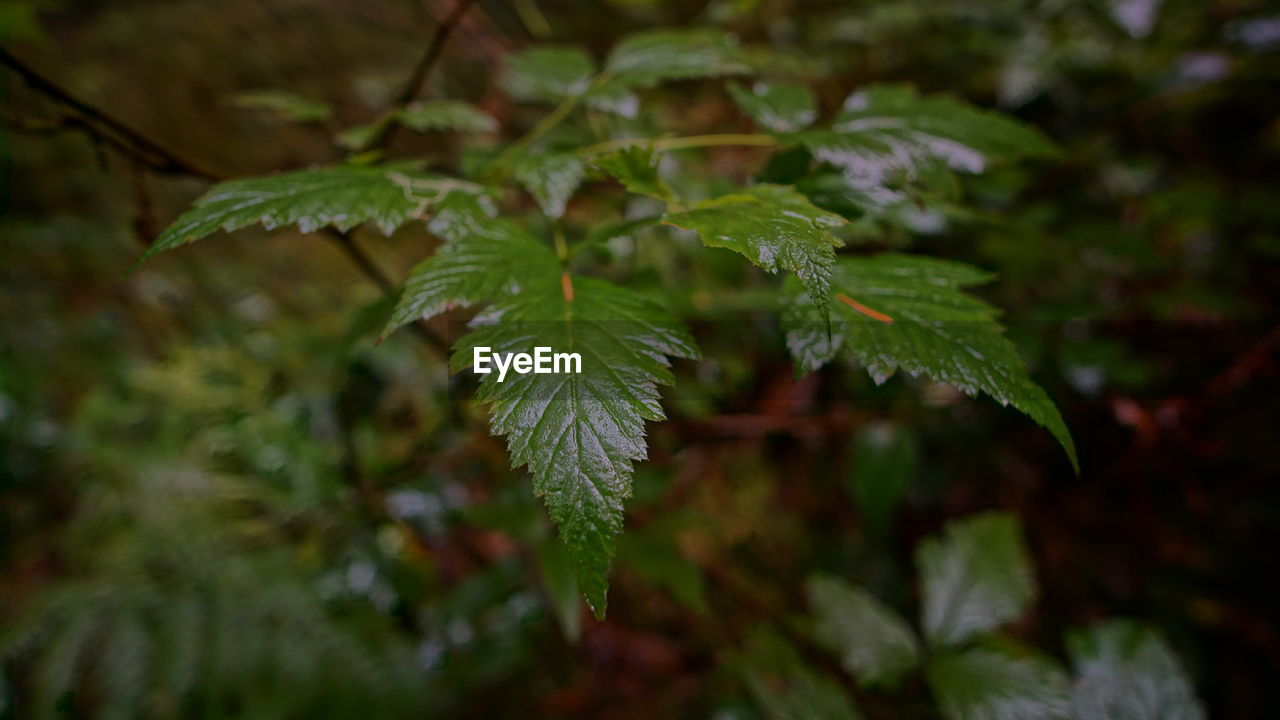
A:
[553,221,569,261]
[577,133,778,158]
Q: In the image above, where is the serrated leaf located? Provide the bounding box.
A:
[423,187,501,242]
[730,82,817,132]
[229,90,332,123]
[793,84,1056,208]
[926,647,1071,720]
[602,28,750,89]
[806,576,919,688]
[451,277,699,615]
[383,217,558,336]
[592,145,673,201]
[740,630,864,720]
[916,512,1035,647]
[396,100,496,134]
[848,421,918,540]
[512,153,588,218]
[781,253,1077,469]
[137,166,487,265]
[1067,620,1206,720]
[503,46,597,105]
[664,184,845,321]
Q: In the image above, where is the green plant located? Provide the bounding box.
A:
[740,512,1206,720]
[131,28,1079,616]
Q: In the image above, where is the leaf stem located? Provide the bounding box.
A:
[577,133,778,158]
[553,220,569,261]
[491,79,602,172]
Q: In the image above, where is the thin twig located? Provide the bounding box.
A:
[324,229,451,354]
[1,47,449,354]
[1,46,225,181]
[372,0,477,150]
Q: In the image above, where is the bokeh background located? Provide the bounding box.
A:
[2,0,1278,717]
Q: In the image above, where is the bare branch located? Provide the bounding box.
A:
[0,46,226,181]
[371,0,477,150]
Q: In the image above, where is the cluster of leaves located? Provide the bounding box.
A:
[740,512,1206,720]
[133,27,1082,615]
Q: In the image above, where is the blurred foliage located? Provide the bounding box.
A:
[2,0,1278,718]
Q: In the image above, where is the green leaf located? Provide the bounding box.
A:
[503,46,597,105]
[592,145,673,201]
[601,28,750,89]
[382,218,558,336]
[793,84,1056,208]
[229,90,332,123]
[739,630,863,720]
[337,101,495,151]
[781,254,1077,470]
[1067,620,1206,720]
[395,100,496,134]
[915,512,1035,647]
[848,421,918,540]
[512,153,588,218]
[664,184,845,321]
[806,576,919,688]
[729,82,817,132]
[451,277,699,615]
[137,166,487,265]
[926,647,1071,720]
[833,84,1057,161]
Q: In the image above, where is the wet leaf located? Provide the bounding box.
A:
[602,28,750,89]
[382,217,558,335]
[782,254,1077,470]
[664,184,845,322]
[592,145,673,201]
[451,277,699,614]
[730,82,817,132]
[1068,620,1206,720]
[806,576,920,688]
[503,46,596,104]
[792,84,1056,208]
[927,647,1071,720]
[137,166,488,265]
[916,513,1036,646]
[512,153,588,218]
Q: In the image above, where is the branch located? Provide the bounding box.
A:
[323,229,451,355]
[1,47,449,355]
[372,0,477,150]
[0,46,225,181]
